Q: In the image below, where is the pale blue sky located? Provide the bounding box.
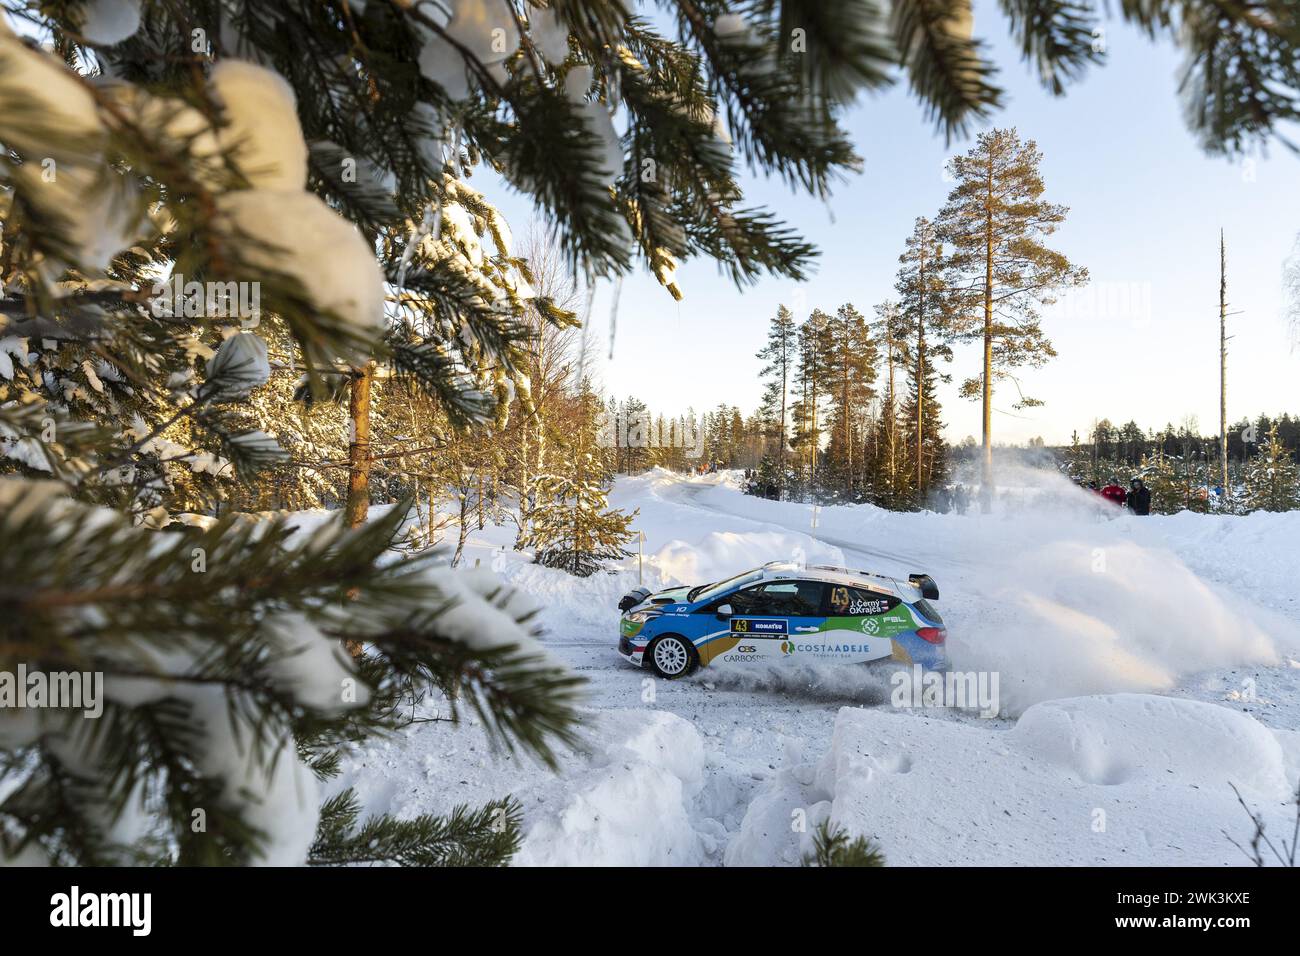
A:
[483,3,1300,445]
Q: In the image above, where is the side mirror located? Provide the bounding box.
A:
[716,603,733,620]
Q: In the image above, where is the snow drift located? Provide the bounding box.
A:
[728,694,1300,866]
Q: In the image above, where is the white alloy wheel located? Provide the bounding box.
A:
[650,635,695,678]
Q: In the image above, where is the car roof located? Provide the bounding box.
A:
[754,561,919,601]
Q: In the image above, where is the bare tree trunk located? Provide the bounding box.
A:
[779,349,788,498]
[980,164,995,512]
[452,481,470,567]
[345,361,374,528]
[343,360,375,658]
[916,324,926,492]
[1219,230,1229,507]
[886,338,897,499]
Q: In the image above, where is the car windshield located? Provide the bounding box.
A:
[690,569,762,605]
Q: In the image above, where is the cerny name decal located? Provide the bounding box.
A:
[730,618,788,634]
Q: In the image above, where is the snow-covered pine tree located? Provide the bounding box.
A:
[520,379,635,576]
[1243,423,1300,512]
[1060,429,1092,485]
[0,0,901,867]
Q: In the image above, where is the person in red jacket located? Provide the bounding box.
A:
[1100,478,1127,507]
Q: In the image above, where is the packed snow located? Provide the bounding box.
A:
[333,468,1300,866]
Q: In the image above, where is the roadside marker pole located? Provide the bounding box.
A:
[638,530,647,585]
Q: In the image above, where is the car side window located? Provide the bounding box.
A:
[754,581,824,616]
[709,581,825,616]
[826,585,900,617]
[726,584,772,616]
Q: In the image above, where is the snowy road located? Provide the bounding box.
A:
[335,469,1300,866]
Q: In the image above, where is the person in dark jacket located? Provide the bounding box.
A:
[1127,478,1151,515]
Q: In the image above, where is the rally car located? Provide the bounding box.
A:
[616,562,948,678]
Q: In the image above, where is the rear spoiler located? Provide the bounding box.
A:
[907,573,940,600]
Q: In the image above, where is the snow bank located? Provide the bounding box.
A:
[729,694,1300,866]
[1010,694,1289,794]
[334,705,714,867]
[515,710,708,866]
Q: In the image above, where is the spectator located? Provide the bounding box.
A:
[1100,478,1127,508]
[1127,478,1151,515]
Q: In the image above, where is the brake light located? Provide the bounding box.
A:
[917,627,946,644]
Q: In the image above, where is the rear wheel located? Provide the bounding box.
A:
[647,634,698,679]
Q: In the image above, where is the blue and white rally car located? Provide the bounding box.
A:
[617,562,948,679]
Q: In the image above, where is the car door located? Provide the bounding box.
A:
[699,580,824,666]
[819,583,904,663]
[730,580,825,664]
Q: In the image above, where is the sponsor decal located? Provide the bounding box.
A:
[731,618,788,635]
[736,645,757,653]
[798,642,879,655]
[848,598,891,615]
[780,640,795,655]
[861,618,880,635]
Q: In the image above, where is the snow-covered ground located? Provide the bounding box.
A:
[333,468,1300,866]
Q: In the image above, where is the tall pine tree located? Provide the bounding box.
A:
[894,216,953,499]
[824,303,876,499]
[756,304,797,498]
[935,128,1087,505]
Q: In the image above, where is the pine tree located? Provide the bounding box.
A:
[869,299,912,505]
[894,216,953,499]
[1243,423,1300,512]
[756,304,797,498]
[824,303,876,499]
[901,344,948,503]
[792,309,832,497]
[802,819,885,867]
[1061,429,1092,485]
[520,380,635,576]
[935,128,1087,505]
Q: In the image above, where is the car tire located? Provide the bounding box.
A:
[647,634,698,679]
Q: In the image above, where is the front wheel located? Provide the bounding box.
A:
[647,635,698,679]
